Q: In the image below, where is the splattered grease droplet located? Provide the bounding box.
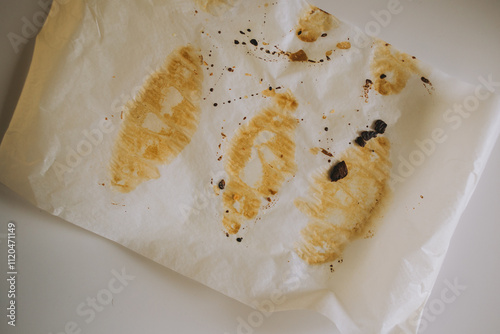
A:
[294,136,391,264]
[222,90,299,234]
[296,5,338,42]
[109,45,203,193]
[370,40,420,95]
[195,0,237,15]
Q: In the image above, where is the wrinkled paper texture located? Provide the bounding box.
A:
[1,0,499,333]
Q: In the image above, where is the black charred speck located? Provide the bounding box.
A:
[355,136,366,147]
[374,120,387,134]
[380,74,387,79]
[236,237,243,242]
[250,39,258,46]
[330,161,348,182]
[218,179,225,190]
[234,40,240,44]
[361,131,377,141]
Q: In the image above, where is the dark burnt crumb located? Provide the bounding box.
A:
[242,42,246,45]
[355,136,366,147]
[324,127,328,131]
[267,197,271,202]
[218,155,223,160]
[218,31,221,34]
[240,31,245,35]
[321,33,328,37]
[361,131,377,141]
[365,79,373,86]
[373,120,387,134]
[228,68,234,72]
[226,210,229,213]
[234,40,240,44]
[329,161,348,182]
[226,232,229,237]
[210,88,214,92]
[268,86,272,90]
[297,30,302,36]
[218,179,226,190]
[338,258,343,263]
[421,76,430,84]
[321,149,333,157]
[412,56,417,59]
[236,237,243,242]
[247,28,251,32]
[213,103,218,107]
[250,39,258,46]
[380,73,387,79]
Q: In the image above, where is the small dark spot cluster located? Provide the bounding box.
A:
[218,179,225,190]
[355,120,387,147]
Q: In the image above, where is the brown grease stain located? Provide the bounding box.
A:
[294,136,391,264]
[288,49,309,62]
[370,40,419,95]
[195,0,236,15]
[296,5,337,43]
[336,41,351,49]
[109,45,203,193]
[222,90,299,234]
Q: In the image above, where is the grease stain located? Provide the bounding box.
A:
[222,90,299,234]
[294,136,392,264]
[109,45,203,193]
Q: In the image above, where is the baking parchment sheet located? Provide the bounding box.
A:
[1,0,499,333]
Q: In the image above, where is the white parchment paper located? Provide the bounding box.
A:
[1,0,499,333]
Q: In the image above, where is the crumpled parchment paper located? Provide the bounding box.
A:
[1,0,499,332]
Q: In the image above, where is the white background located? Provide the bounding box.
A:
[0,0,499,333]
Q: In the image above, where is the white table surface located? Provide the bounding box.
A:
[1,1,499,333]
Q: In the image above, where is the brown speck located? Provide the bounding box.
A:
[321,33,328,37]
[218,179,225,190]
[336,41,351,49]
[218,156,223,161]
[329,161,348,182]
[221,132,226,138]
[228,68,234,72]
[421,76,430,84]
[288,49,309,62]
[321,149,333,157]
[420,195,424,199]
